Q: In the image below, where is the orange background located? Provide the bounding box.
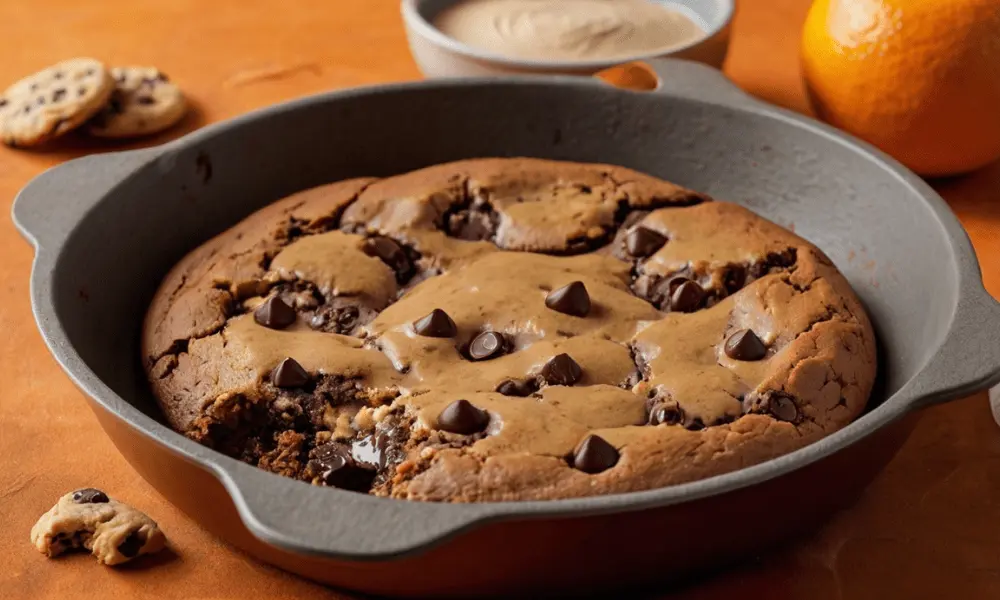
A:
[1,1,999,598]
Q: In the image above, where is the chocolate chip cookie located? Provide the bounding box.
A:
[143,158,876,502]
[0,57,114,147]
[30,488,166,565]
[87,66,186,138]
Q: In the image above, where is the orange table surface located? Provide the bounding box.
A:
[2,1,999,599]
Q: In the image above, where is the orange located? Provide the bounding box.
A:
[801,0,1000,176]
[595,62,660,92]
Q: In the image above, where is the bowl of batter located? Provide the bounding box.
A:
[402,0,733,77]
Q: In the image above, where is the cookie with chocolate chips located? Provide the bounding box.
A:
[0,57,114,147]
[142,158,876,503]
[87,66,185,138]
[30,489,166,565]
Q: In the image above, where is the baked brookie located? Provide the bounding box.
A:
[142,158,876,502]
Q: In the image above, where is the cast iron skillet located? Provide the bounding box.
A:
[13,60,1000,597]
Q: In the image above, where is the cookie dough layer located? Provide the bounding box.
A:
[143,158,876,502]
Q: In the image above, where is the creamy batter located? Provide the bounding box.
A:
[433,0,705,62]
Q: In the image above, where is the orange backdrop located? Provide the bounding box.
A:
[1,1,998,599]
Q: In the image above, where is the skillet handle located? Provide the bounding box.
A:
[639,58,759,109]
[216,458,498,559]
[901,287,1000,408]
[12,148,161,251]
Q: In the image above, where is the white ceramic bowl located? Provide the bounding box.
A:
[402,0,735,77]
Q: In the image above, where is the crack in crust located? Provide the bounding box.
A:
[142,158,876,503]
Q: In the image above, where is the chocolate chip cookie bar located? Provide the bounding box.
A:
[142,158,876,502]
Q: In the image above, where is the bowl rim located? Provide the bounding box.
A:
[400,0,735,71]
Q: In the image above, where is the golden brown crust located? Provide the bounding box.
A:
[142,158,875,502]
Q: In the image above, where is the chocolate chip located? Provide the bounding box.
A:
[649,403,684,425]
[545,281,591,317]
[53,71,64,80]
[621,210,649,230]
[626,226,667,257]
[29,82,38,92]
[136,95,156,105]
[572,435,619,474]
[310,443,375,491]
[157,72,170,82]
[116,73,126,83]
[0,98,7,108]
[72,488,109,504]
[22,104,30,114]
[254,296,297,329]
[723,265,747,294]
[767,394,799,422]
[437,399,490,434]
[469,331,507,361]
[117,530,145,558]
[271,357,309,388]
[496,378,537,397]
[648,274,689,307]
[724,329,767,361]
[686,417,706,431]
[35,95,45,105]
[745,392,799,422]
[413,308,457,338]
[51,88,66,102]
[362,236,413,282]
[77,86,88,97]
[670,280,705,312]
[85,68,95,76]
[541,353,582,386]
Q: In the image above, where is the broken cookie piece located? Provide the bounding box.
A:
[30,488,166,566]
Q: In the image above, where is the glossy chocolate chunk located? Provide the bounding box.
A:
[362,236,414,281]
[626,226,667,257]
[541,353,582,386]
[117,531,145,558]
[649,403,684,425]
[496,378,537,397]
[271,357,309,388]
[724,329,767,361]
[649,274,687,305]
[254,296,296,329]
[72,488,109,504]
[545,281,591,317]
[413,308,457,338]
[469,331,507,361]
[310,443,375,491]
[670,280,705,312]
[437,399,490,434]
[572,435,619,474]
[767,394,799,422]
